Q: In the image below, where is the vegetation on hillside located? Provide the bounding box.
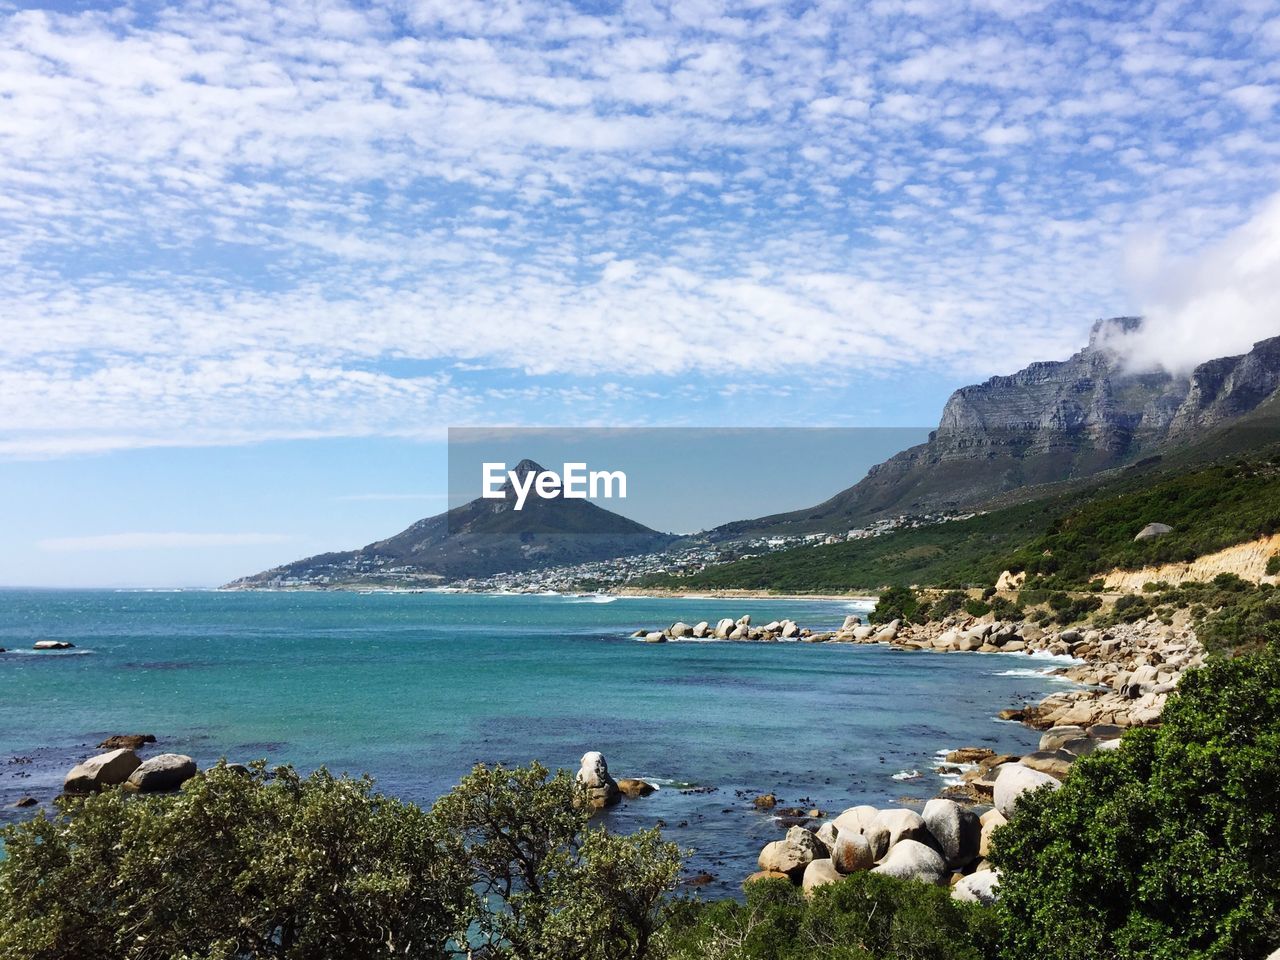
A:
[990,634,1280,959]
[647,454,1280,594]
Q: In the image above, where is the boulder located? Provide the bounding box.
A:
[669,622,693,638]
[802,857,842,894]
[952,870,1000,905]
[872,839,947,884]
[780,620,800,639]
[14,796,37,808]
[745,870,791,885]
[729,626,747,640]
[713,618,735,639]
[1038,725,1087,753]
[692,621,710,638]
[815,820,839,854]
[979,808,1007,857]
[852,626,876,640]
[576,751,621,809]
[33,640,75,650]
[841,614,862,630]
[617,778,656,798]
[831,804,878,836]
[1134,522,1173,541]
[994,763,1062,818]
[63,749,141,794]
[753,793,778,810]
[758,826,824,878]
[831,832,874,873]
[99,734,156,750]
[125,754,197,793]
[1088,723,1124,741]
[872,808,932,850]
[946,747,995,764]
[736,615,751,627]
[642,632,667,643]
[922,799,980,869]
[1019,751,1075,780]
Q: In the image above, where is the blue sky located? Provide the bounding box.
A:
[1,0,1279,586]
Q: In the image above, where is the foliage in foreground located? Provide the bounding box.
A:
[663,873,994,960]
[990,639,1280,959]
[0,761,681,960]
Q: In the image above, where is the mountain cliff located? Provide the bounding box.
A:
[710,319,1280,540]
[227,459,676,588]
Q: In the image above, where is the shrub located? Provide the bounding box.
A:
[0,762,470,960]
[663,873,994,960]
[870,586,919,624]
[1267,553,1280,576]
[431,761,682,960]
[964,598,992,618]
[990,641,1280,959]
[0,762,683,960]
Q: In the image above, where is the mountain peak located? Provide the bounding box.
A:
[1087,316,1144,351]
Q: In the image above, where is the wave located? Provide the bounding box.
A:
[2,648,94,656]
[565,595,617,604]
[891,768,922,781]
[994,667,1076,683]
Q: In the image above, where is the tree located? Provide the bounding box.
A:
[0,762,469,960]
[990,642,1280,959]
[431,762,683,960]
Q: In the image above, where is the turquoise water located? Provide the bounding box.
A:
[0,590,1065,894]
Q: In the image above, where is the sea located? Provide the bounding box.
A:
[0,589,1073,895]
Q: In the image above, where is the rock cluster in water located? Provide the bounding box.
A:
[636,611,1203,731]
[58,737,200,797]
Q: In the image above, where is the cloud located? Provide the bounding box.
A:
[1109,190,1280,373]
[38,532,295,552]
[0,0,1277,456]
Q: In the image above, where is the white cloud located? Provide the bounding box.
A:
[38,532,295,552]
[0,0,1276,456]
[1111,190,1280,372]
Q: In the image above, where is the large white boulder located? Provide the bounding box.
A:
[802,857,842,894]
[758,826,824,878]
[63,749,141,794]
[922,798,980,869]
[953,870,1001,905]
[871,839,946,884]
[832,832,874,874]
[873,808,932,849]
[125,754,197,793]
[994,762,1062,818]
[576,751,620,809]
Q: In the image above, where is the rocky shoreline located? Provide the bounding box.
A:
[634,608,1205,898]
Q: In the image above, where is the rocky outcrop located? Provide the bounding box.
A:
[63,749,141,793]
[1104,532,1280,591]
[758,826,825,878]
[33,640,75,650]
[99,734,156,750]
[637,615,813,643]
[576,751,621,810]
[710,322,1280,537]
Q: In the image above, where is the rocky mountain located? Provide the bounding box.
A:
[710,318,1280,541]
[227,459,677,588]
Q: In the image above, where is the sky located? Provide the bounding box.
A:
[1,0,1279,586]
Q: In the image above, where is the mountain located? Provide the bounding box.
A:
[710,319,1280,541]
[227,459,677,588]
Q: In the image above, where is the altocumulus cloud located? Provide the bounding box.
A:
[0,0,1278,456]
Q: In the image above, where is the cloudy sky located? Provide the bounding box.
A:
[2,0,1279,585]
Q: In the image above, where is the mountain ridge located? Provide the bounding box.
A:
[707,320,1280,542]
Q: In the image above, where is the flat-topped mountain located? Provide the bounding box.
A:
[710,319,1280,540]
[227,459,677,588]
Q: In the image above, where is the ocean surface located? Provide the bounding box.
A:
[0,590,1072,895]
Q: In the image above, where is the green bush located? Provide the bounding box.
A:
[964,598,992,618]
[1267,553,1280,576]
[664,874,994,960]
[0,761,682,960]
[0,762,469,960]
[990,641,1280,959]
[870,585,919,624]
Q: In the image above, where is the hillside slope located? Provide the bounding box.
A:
[654,440,1280,594]
[228,459,677,588]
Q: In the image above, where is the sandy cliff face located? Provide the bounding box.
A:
[1103,533,1280,592]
